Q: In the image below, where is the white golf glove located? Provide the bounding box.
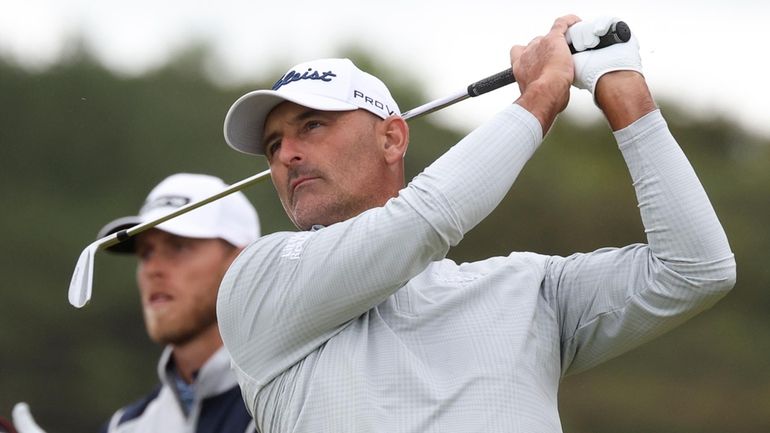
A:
[567,16,643,99]
[12,404,46,433]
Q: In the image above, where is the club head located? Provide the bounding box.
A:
[68,240,99,308]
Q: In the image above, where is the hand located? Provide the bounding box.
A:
[568,16,643,99]
[0,416,19,433]
[511,14,580,133]
[12,404,46,433]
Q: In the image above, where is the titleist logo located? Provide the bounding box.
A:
[272,68,337,90]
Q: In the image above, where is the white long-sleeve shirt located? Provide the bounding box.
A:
[217,104,735,433]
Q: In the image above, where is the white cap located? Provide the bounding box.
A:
[97,173,261,253]
[223,58,400,156]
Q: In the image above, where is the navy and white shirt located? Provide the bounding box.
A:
[101,346,255,433]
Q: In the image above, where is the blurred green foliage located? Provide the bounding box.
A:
[1,45,768,433]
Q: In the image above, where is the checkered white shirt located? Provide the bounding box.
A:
[217,104,735,433]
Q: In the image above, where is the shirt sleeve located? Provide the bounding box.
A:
[547,109,736,376]
[217,104,544,389]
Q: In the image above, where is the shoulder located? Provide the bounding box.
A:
[117,385,163,423]
[198,387,255,433]
[220,231,301,294]
[100,384,162,433]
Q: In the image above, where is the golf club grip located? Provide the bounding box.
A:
[467,21,631,98]
[569,21,631,54]
[467,69,516,97]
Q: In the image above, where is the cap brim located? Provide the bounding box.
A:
[98,210,239,254]
[97,216,142,254]
[223,89,359,156]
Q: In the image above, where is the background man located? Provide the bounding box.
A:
[217,15,734,433]
[14,173,260,433]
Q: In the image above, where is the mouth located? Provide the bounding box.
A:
[286,168,323,209]
[290,176,319,194]
[147,292,173,307]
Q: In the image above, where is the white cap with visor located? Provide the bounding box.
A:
[224,58,400,156]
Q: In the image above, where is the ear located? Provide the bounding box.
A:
[380,115,409,165]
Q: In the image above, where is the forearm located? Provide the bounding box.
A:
[594,69,732,267]
[595,71,657,130]
[515,79,570,134]
[617,110,735,271]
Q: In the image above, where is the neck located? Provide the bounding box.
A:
[170,325,223,383]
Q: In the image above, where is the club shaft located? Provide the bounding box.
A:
[126,168,272,236]
[104,168,272,250]
[401,68,517,121]
[401,91,470,121]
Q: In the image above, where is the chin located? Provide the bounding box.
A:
[147,321,181,344]
[152,329,195,346]
[292,205,360,231]
[290,212,325,231]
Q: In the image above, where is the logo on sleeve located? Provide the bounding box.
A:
[280,232,313,260]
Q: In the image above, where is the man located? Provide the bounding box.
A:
[95,173,260,433]
[217,15,736,433]
[14,173,260,433]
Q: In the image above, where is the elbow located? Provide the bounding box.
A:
[718,255,737,294]
[660,252,737,304]
[696,254,737,299]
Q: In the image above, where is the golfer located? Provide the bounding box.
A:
[217,15,736,433]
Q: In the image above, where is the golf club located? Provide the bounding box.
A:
[68,22,631,308]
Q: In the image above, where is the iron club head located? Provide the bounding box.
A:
[68,239,100,308]
[68,233,120,308]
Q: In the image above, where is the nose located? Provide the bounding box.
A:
[139,251,168,279]
[276,135,304,166]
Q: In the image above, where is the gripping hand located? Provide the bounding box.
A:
[568,17,643,98]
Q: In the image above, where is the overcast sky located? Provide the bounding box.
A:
[1,0,768,137]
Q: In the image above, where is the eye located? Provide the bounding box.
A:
[169,238,193,253]
[266,139,281,159]
[136,244,153,261]
[304,120,322,131]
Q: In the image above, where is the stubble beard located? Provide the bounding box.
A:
[285,174,386,231]
[145,304,218,346]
